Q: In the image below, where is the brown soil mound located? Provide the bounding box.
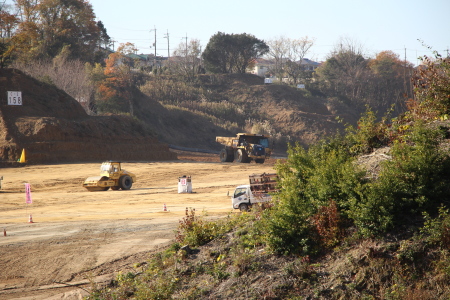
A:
[0,68,176,164]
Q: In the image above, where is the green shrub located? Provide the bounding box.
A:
[265,141,364,254]
[266,118,450,248]
[176,209,252,247]
[175,209,220,247]
[349,123,450,236]
[346,184,395,237]
[421,205,450,248]
[344,107,392,155]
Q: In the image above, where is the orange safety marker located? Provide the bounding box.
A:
[163,204,167,212]
[3,229,6,236]
[28,214,33,223]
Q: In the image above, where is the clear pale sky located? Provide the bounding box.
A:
[88,0,449,65]
[5,0,450,65]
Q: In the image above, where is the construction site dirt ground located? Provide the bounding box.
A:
[0,151,278,300]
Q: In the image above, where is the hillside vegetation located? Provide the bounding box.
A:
[138,73,360,151]
[86,55,450,299]
[12,59,363,152]
[10,43,413,153]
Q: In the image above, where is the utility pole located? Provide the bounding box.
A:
[404,47,407,97]
[164,30,170,59]
[150,26,157,68]
[149,26,156,57]
[183,33,188,58]
[111,40,117,51]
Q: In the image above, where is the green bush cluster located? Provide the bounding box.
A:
[352,124,450,234]
[265,138,363,255]
[264,111,450,254]
[176,209,221,247]
[343,107,392,155]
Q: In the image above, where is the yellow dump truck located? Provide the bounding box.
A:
[216,133,272,164]
[83,161,136,191]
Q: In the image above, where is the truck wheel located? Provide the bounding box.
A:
[239,203,250,212]
[220,149,228,162]
[225,147,234,162]
[236,149,249,163]
[220,148,234,162]
[119,175,133,190]
[220,149,226,162]
[255,159,265,164]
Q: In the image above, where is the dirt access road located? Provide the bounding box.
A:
[0,151,277,299]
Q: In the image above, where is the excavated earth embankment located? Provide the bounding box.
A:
[0,68,176,165]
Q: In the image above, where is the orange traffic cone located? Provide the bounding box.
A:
[163,204,167,212]
[28,214,33,223]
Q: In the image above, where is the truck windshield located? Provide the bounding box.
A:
[234,188,247,198]
[258,138,269,148]
[240,136,269,147]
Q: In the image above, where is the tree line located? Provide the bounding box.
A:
[1,0,416,120]
[0,0,111,66]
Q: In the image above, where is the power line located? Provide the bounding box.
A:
[106,26,149,32]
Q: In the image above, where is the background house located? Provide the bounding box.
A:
[248,58,275,77]
[299,58,320,71]
[248,58,321,82]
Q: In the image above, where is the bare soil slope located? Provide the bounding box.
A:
[0,68,176,164]
[132,96,232,152]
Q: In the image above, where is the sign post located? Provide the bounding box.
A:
[25,183,32,204]
[25,183,33,222]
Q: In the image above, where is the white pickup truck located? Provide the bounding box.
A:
[231,173,278,211]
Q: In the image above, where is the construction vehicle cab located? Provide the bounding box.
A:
[216,133,272,164]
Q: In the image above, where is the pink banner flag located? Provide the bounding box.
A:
[25,183,32,204]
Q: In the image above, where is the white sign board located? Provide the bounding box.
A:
[264,78,272,84]
[297,84,305,89]
[8,91,22,105]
